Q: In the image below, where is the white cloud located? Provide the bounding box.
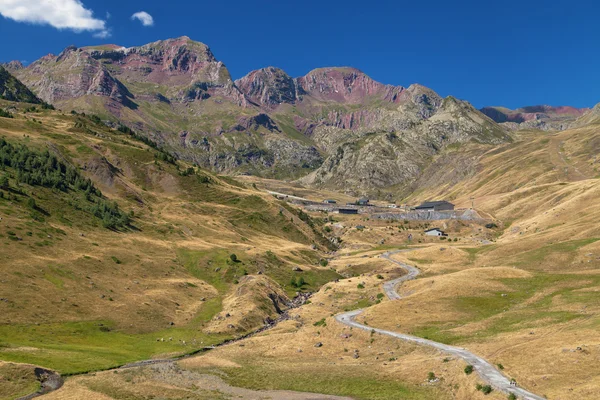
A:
[0,0,109,37]
[131,11,154,27]
[93,29,111,39]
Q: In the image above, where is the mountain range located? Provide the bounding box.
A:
[3,36,600,400]
[3,36,599,196]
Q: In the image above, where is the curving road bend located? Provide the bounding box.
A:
[335,250,546,400]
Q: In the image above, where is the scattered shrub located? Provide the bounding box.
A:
[198,175,211,184]
[0,109,13,118]
[464,365,473,375]
[290,276,306,288]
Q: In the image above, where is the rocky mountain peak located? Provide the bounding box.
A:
[57,45,79,62]
[398,84,444,119]
[14,47,133,106]
[134,37,217,69]
[12,36,250,111]
[235,67,301,107]
[2,60,24,71]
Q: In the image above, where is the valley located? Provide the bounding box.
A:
[0,37,599,400]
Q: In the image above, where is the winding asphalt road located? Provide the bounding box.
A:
[335,250,546,400]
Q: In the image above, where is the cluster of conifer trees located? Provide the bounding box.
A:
[0,138,129,229]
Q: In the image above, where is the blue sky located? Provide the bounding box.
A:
[0,0,598,109]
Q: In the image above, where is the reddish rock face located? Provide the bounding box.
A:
[235,67,430,131]
[98,37,222,85]
[87,37,246,106]
[16,37,248,108]
[236,66,408,110]
[296,67,404,104]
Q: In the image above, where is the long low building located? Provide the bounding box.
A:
[415,201,455,212]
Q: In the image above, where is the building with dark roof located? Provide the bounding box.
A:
[415,201,455,212]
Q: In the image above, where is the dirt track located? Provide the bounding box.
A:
[335,250,546,400]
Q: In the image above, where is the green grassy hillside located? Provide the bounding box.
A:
[0,99,340,375]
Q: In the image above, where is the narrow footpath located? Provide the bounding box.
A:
[335,250,546,400]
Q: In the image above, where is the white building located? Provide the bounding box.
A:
[425,228,447,237]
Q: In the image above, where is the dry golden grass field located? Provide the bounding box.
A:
[1,100,600,399]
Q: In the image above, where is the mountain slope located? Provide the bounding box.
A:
[0,66,43,104]
[573,102,600,127]
[0,98,340,374]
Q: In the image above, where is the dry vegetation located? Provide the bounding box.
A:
[0,101,342,395]
[2,101,600,399]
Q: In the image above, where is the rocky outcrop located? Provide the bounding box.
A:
[230,113,280,133]
[300,96,509,194]
[205,275,291,334]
